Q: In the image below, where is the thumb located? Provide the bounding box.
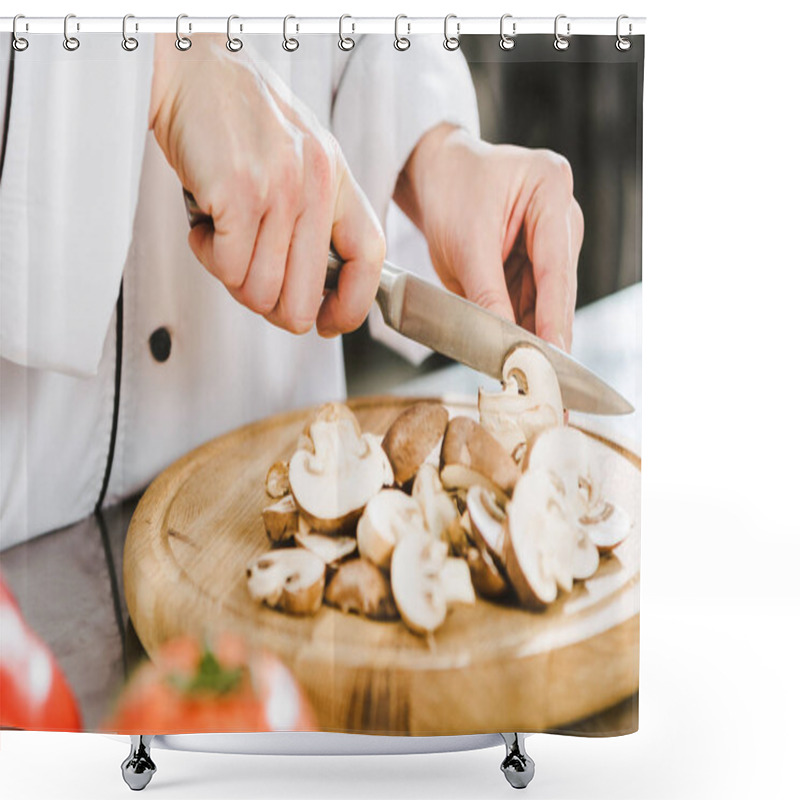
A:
[453,245,516,322]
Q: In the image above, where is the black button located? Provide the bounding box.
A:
[149,327,172,363]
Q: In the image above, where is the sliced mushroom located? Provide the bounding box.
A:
[382,402,449,486]
[411,463,465,552]
[580,500,632,553]
[357,489,425,569]
[324,558,399,620]
[265,461,290,499]
[573,527,600,580]
[289,403,393,535]
[246,548,326,615]
[439,417,519,498]
[262,495,300,543]
[479,345,564,453]
[295,530,357,565]
[467,546,509,599]
[391,532,476,635]
[502,470,577,608]
[466,485,507,567]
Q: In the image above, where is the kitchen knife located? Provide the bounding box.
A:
[183,190,633,415]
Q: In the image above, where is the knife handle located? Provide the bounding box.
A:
[183,188,342,292]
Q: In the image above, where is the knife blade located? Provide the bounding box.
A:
[184,190,633,415]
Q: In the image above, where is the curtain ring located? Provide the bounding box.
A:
[63,14,80,51]
[616,14,632,51]
[122,14,139,51]
[338,14,355,51]
[283,15,299,52]
[175,14,192,51]
[226,15,243,52]
[394,15,410,51]
[443,14,460,51]
[554,14,570,51]
[499,14,515,50]
[12,15,29,52]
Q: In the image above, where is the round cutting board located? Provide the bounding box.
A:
[124,396,640,735]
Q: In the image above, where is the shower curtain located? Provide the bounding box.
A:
[0,18,643,738]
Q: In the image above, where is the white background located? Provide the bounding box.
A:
[2,1,799,798]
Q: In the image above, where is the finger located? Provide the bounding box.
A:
[229,203,293,316]
[188,199,260,291]
[316,168,385,337]
[457,238,517,323]
[525,199,579,352]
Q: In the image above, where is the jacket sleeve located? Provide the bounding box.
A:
[0,34,154,378]
[331,35,480,364]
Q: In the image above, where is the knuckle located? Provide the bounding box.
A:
[540,150,574,194]
[305,135,335,197]
[362,225,387,270]
[571,197,585,242]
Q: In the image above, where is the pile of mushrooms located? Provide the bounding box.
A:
[246,345,632,637]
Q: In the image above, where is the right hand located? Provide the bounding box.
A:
[148,34,385,337]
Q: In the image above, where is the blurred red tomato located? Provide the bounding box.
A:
[102,630,317,734]
[0,574,82,731]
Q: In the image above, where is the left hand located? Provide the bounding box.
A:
[394,124,583,352]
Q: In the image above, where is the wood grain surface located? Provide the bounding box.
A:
[124,396,640,735]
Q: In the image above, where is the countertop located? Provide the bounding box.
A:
[0,283,641,732]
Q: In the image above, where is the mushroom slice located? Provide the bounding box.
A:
[262,495,300,543]
[412,463,465,552]
[502,470,577,608]
[265,461,290,499]
[439,417,520,498]
[382,403,449,486]
[289,403,393,535]
[357,489,425,569]
[580,500,632,553]
[466,485,507,567]
[573,527,600,581]
[391,532,476,636]
[324,558,399,620]
[246,549,325,615]
[295,531,357,566]
[479,345,564,453]
[467,546,509,599]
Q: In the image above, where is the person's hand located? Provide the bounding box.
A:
[394,124,583,351]
[148,34,385,337]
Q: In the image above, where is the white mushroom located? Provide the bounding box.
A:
[357,489,426,569]
[324,558,399,620]
[391,532,475,635]
[261,495,300,543]
[265,461,290,499]
[579,499,632,553]
[479,345,564,454]
[289,403,393,535]
[502,470,578,607]
[246,549,326,615]
[411,464,465,552]
[465,485,507,567]
[439,417,520,498]
[382,403,449,486]
[295,530,357,565]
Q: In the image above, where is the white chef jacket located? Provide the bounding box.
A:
[0,33,479,550]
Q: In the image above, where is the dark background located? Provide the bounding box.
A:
[344,34,643,393]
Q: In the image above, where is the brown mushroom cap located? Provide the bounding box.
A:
[246,548,326,615]
[325,558,399,620]
[440,416,520,497]
[467,546,509,599]
[382,402,449,486]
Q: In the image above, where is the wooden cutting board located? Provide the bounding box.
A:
[124,396,640,735]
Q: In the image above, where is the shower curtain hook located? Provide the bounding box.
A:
[394,15,411,51]
[12,15,29,52]
[338,15,355,51]
[175,14,192,51]
[554,14,570,50]
[226,15,243,52]
[499,14,516,50]
[122,14,139,51]
[615,14,632,51]
[63,13,80,51]
[283,15,299,51]
[443,14,460,51]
